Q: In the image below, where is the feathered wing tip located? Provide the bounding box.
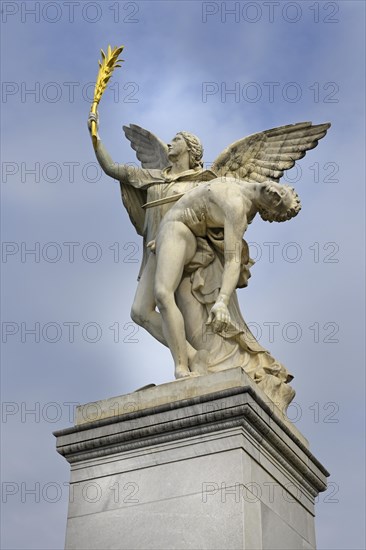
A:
[122,124,170,170]
[211,121,331,184]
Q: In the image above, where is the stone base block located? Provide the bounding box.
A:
[54,367,328,550]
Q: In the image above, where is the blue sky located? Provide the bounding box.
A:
[1,1,365,548]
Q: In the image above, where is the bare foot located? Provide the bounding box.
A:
[175,367,200,380]
[175,367,192,379]
[190,349,209,375]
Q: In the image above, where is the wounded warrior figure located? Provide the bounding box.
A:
[88,111,330,411]
[152,180,300,394]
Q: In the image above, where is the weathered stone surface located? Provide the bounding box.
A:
[88,109,331,409]
[73,367,304,442]
[54,368,328,549]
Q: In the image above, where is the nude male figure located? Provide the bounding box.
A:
[152,178,301,378]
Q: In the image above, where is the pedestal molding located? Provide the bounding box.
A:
[55,388,328,496]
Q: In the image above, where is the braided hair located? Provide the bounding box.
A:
[177,131,204,169]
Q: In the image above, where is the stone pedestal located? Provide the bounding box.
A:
[54,367,328,550]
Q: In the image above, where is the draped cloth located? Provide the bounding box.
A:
[176,236,295,411]
[108,156,295,410]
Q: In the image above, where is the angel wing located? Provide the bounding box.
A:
[123,124,170,169]
[119,124,170,236]
[211,121,331,183]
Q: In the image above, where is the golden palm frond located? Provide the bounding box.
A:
[90,44,124,149]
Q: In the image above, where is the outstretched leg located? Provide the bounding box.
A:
[154,221,197,378]
[130,251,197,362]
[130,252,166,346]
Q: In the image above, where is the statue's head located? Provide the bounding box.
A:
[168,132,203,169]
[258,183,301,222]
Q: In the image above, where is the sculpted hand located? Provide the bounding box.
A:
[87,111,99,136]
[182,208,205,233]
[183,208,200,225]
[206,301,231,333]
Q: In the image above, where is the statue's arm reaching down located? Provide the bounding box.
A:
[207,204,248,333]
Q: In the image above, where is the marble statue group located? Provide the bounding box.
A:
[88,111,330,410]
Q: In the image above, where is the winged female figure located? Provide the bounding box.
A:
[88,113,330,410]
